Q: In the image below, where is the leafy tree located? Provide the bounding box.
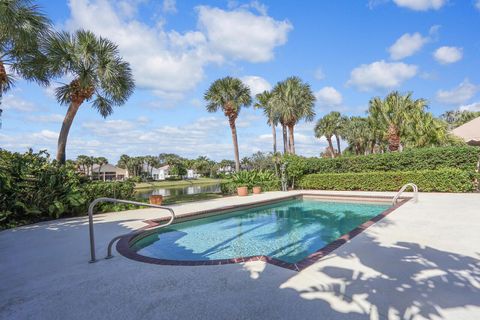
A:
[204,76,252,172]
[271,76,316,154]
[0,0,52,125]
[46,30,134,163]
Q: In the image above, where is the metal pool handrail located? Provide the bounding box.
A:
[88,197,175,263]
[392,183,418,205]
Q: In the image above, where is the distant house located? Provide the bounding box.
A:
[186,169,200,179]
[217,165,234,175]
[91,164,128,181]
[143,164,170,181]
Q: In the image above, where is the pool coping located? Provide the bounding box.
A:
[116,193,411,272]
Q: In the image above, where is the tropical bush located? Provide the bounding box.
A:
[284,146,479,186]
[0,150,137,229]
[299,169,477,193]
[221,170,280,194]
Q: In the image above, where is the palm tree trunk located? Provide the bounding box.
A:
[271,120,277,154]
[56,100,82,164]
[335,134,342,156]
[327,137,335,158]
[0,61,6,129]
[282,124,288,154]
[229,117,240,172]
[388,124,400,152]
[288,124,295,155]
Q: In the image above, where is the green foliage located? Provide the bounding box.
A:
[82,180,135,213]
[299,169,477,193]
[0,149,136,229]
[220,170,280,194]
[283,146,479,185]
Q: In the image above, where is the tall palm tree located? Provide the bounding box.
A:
[271,76,316,154]
[368,91,426,152]
[204,76,252,172]
[0,0,52,126]
[45,30,134,164]
[255,90,279,154]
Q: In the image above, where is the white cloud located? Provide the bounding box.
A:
[436,79,478,105]
[241,76,272,96]
[388,32,428,60]
[314,67,325,81]
[347,60,418,91]
[28,114,65,123]
[65,0,290,99]
[393,0,446,11]
[162,0,177,13]
[2,94,37,112]
[433,46,463,64]
[476,0,480,10]
[459,102,480,112]
[196,6,292,62]
[315,87,343,107]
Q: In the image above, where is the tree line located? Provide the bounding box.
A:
[2,1,477,170]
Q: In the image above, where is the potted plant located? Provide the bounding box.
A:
[252,186,262,194]
[231,171,252,196]
[237,186,249,196]
[149,194,163,205]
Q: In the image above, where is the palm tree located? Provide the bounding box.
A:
[271,77,316,154]
[343,117,372,155]
[314,116,336,158]
[95,156,108,180]
[0,0,52,125]
[314,111,346,158]
[254,90,279,154]
[45,30,134,164]
[368,91,426,152]
[204,77,252,172]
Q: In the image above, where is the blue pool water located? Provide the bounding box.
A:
[133,199,390,263]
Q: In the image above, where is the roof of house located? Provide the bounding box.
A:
[452,117,480,146]
[92,163,127,174]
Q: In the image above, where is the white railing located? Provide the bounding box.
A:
[392,183,418,205]
[88,198,175,263]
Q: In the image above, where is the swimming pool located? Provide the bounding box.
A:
[119,196,394,270]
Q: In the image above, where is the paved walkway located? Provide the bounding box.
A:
[1,191,479,320]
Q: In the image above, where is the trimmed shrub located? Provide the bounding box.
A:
[285,146,479,184]
[299,168,477,193]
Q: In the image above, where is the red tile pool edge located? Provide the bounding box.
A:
[116,194,411,272]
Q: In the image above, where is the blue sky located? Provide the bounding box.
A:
[1,0,480,163]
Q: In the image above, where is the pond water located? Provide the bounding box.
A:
[136,183,221,199]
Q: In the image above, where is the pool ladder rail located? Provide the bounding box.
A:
[88,197,175,263]
[392,183,418,206]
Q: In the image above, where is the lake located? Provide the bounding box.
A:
[136,183,221,199]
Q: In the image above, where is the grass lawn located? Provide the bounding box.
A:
[134,177,222,189]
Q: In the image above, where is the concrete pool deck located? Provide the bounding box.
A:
[1,190,479,320]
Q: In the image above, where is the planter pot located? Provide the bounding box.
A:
[237,186,248,196]
[252,186,262,194]
[149,195,163,205]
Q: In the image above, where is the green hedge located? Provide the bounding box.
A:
[285,146,479,184]
[299,169,478,193]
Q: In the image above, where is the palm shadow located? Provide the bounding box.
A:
[282,233,480,319]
